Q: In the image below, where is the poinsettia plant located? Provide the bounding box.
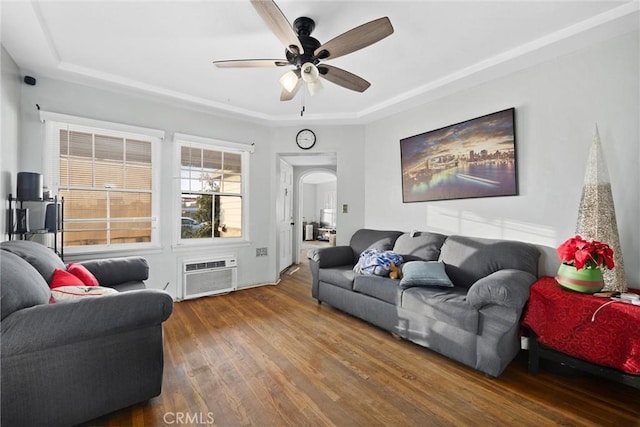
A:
[557,235,615,270]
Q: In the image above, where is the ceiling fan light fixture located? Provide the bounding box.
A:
[279,70,299,93]
[301,62,320,83]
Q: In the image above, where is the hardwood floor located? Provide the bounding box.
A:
[86,262,640,426]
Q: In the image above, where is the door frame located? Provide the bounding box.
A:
[275,153,338,276]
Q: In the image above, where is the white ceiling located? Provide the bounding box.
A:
[2,1,638,125]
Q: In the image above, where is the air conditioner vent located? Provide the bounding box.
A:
[185,259,231,271]
[182,256,237,300]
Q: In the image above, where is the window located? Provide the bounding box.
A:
[43,112,162,251]
[176,134,250,243]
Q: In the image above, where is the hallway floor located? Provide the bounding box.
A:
[300,239,330,263]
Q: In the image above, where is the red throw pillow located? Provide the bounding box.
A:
[50,268,84,289]
[66,263,100,286]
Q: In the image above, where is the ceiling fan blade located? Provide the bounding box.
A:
[280,78,301,101]
[318,64,371,92]
[314,17,393,60]
[213,59,289,68]
[251,0,302,54]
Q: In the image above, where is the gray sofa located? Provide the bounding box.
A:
[309,229,540,377]
[0,240,174,426]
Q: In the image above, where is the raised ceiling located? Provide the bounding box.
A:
[2,1,638,125]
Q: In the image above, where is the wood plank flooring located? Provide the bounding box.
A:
[85,262,640,426]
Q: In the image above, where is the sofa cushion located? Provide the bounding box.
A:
[0,251,51,320]
[439,235,540,289]
[0,240,66,283]
[79,257,149,287]
[392,231,447,262]
[319,266,356,291]
[50,268,85,289]
[349,229,403,264]
[399,261,454,289]
[353,275,402,305]
[401,286,478,334]
[66,263,100,286]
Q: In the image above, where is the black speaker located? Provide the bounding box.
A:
[44,203,61,233]
[24,76,36,86]
[15,208,30,234]
[17,172,43,201]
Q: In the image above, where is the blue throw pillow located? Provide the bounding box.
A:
[399,261,454,289]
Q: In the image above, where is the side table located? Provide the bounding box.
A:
[523,276,640,389]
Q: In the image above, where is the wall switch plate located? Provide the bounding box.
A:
[342,204,348,213]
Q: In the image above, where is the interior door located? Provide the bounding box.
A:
[278,159,294,273]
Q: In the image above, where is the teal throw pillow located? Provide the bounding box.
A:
[399,261,454,289]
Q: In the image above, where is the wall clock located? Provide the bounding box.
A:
[296,129,316,150]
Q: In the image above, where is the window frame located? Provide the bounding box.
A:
[174,133,252,247]
[42,111,163,255]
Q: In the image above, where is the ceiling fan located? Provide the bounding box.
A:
[213,0,394,101]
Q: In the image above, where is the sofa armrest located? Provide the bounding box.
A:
[1,289,173,356]
[308,245,354,268]
[466,269,536,310]
[79,257,149,287]
[308,245,354,300]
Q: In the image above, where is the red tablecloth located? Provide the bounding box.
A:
[522,276,640,375]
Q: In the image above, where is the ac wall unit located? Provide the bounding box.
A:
[182,256,237,300]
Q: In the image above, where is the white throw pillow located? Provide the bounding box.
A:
[50,285,118,303]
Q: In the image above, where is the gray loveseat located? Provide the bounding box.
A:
[309,229,540,377]
[0,240,174,426]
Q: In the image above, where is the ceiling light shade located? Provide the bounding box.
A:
[279,70,299,93]
[301,62,320,83]
[307,79,323,96]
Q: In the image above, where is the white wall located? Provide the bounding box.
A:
[364,30,639,288]
[316,181,337,213]
[302,182,317,222]
[1,46,21,241]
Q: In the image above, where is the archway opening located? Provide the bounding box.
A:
[298,169,337,263]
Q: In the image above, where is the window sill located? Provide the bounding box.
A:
[62,244,163,261]
[171,239,251,253]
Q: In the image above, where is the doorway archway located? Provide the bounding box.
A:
[296,169,337,264]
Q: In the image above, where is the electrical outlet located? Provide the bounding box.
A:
[256,247,268,257]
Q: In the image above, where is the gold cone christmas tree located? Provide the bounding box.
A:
[575,125,627,292]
